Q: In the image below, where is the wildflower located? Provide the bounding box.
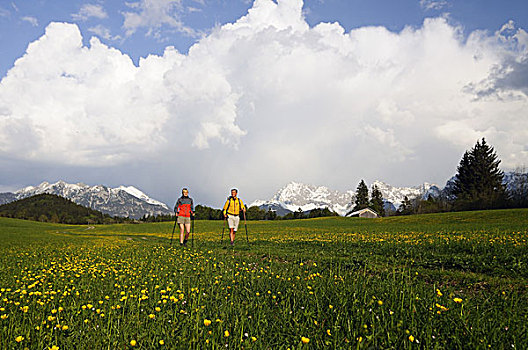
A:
[454,297,463,303]
[155,307,161,312]
[49,346,59,350]
[204,319,211,326]
[130,339,137,346]
[149,314,155,319]
[377,300,383,306]
[409,335,415,342]
[358,336,363,343]
[159,340,164,345]
[15,336,24,342]
[251,336,257,342]
[1,314,7,320]
[301,337,310,344]
[62,325,68,331]
[326,329,331,336]
[329,305,333,309]
[224,330,230,337]
[436,289,443,297]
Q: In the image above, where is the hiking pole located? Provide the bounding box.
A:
[191,215,195,248]
[170,215,177,246]
[221,216,227,246]
[243,211,249,246]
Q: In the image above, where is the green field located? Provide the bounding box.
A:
[1,209,527,349]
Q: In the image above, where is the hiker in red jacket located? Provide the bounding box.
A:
[174,188,194,246]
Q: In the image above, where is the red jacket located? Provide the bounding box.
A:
[174,196,194,217]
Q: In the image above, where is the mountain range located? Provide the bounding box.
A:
[1,172,525,219]
[249,171,526,216]
[0,181,172,219]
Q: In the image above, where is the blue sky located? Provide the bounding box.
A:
[0,0,527,207]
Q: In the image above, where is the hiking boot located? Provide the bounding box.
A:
[183,239,188,246]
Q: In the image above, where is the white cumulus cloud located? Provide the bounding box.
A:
[1,0,527,203]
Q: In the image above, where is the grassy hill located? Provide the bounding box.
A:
[0,209,527,348]
[0,193,124,224]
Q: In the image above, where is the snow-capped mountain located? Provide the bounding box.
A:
[371,181,441,209]
[250,182,356,217]
[0,181,172,219]
[250,180,441,216]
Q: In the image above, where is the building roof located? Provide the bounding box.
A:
[346,208,379,217]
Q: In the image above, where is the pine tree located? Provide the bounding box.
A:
[370,184,385,217]
[397,196,413,215]
[354,180,369,212]
[452,138,506,210]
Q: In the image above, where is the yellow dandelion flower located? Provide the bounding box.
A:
[377,300,383,306]
[453,297,463,303]
[159,340,164,345]
[15,335,24,342]
[301,336,310,344]
[251,336,257,342]
[62,325,68,331]
[224,330,230,337]
[326,329,331,336]
[204,319,211,326]
[409,335,415,342]
[130,339,137,346]
[49,346,59,350]
[148,314,155,319]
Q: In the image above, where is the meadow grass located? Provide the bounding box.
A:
[0,209,527,349]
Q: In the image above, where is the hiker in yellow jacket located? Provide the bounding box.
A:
[222,188,246,246]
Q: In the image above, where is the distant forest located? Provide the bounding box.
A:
[0,194,131,224]
[139,205,338,222]
[390,139,528,216]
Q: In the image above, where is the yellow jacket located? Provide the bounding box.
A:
[223,197,245,216]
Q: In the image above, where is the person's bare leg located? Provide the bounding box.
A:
[230,228,235,245]
[179,224,185,245]
[184,223,191,243]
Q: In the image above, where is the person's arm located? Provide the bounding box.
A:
[222,200,229,217]
[174,198,181,215]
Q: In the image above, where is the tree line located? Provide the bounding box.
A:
[140,204,338,222]
[352,138,528,217]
